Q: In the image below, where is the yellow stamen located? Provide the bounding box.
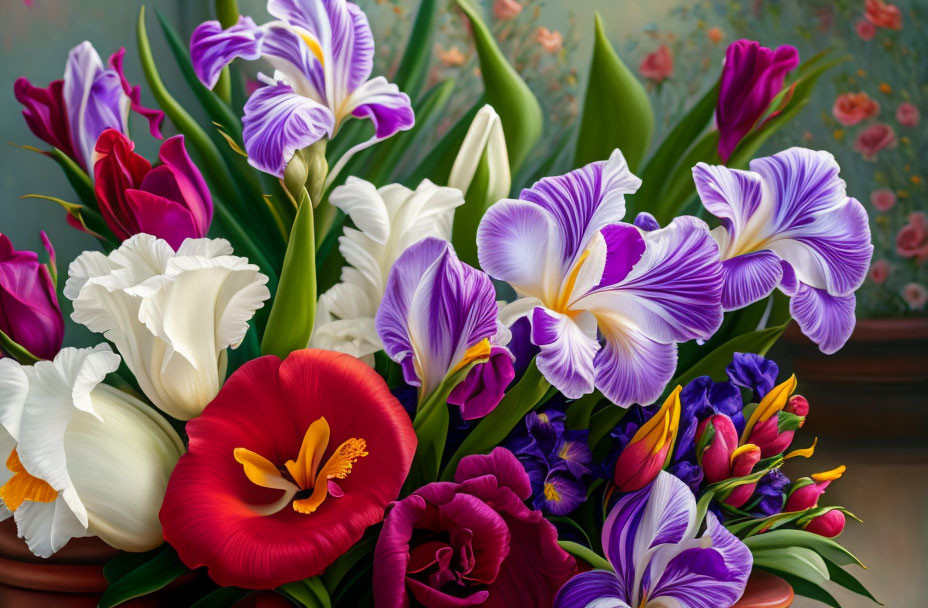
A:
[452,338,492,373]
[537,413,550,424]
[543,482,561,503]
[740,375,797,444]
[0,450,58,512]
[812,465,846,483]
[555,249,591,313]
[233,417,367,516]
[296,31,325,67]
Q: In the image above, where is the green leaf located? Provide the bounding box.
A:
[574,13,653,172]
[21,194,113,244]
[455,0,542,172]
[765,569,841,608]
[401,100,483,187]
[752,546,830,586]
[261,189,316,358]
[671,323,788,387]
[440,360,549,480]
[321,535,376,590]
[279,577,331,608]
[743,529,864,568]
[566,391,602,430]
[557,541,613,572]
[588,403,628,450]
[648,130,719,225]
[392,0,437,102]
[190,587,251,608]
[98,545,188,608]
[631,80,718,215]
[825,558,882,604]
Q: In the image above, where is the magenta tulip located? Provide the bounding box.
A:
[716,40,799,162]
[93,129,212,250]
[786,465,847,537]
[0,232,64,360]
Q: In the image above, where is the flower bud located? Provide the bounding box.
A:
[785,465,845,511]
[697,414,739,483]
[614,386,681,492]
[804,509,845,538]
[0,345,184,557]
[93,130,212,250]
[741,375,801,457]
[787,394,809,417]
[723,444,761,508]
[0,233,63,360]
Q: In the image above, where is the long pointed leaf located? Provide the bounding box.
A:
[574,13,653,172]
[98,546,188,608]
[392,0,437,102]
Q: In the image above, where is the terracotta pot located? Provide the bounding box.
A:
[0,518,201,607]
[734,569,794,607]
[777,318,928,440]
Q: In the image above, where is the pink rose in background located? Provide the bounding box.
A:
[853,123,897,160]
[855,19,877,40]
[896,212,928,262]
[869,259,890,284]
[639,44,674,82]
[492,0,522,20]
[832,92,880,126]
[870,188,896,212]
[902,283,928,310]
[865,0,903,30]
[896,102,920,127]
[534,27,563,53]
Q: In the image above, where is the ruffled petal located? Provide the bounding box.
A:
[530,307,599,399]
[347,76,414,138]
[787,281,856,354]
[692,162,765,251]
[593,323,678,407]
[190,16,263,89]
[554,570,631,608]
[107,48,164,140]
[242,82,335,177]
[63,41,124,170]
[719,251,784,310]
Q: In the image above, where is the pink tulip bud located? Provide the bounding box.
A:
[787,395,809,418]
[697,414,739,483]
[785,465,845,512]
[803,509,846,538]
[722,444,761,508]
[614,387,682,492]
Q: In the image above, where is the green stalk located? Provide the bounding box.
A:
[213,0,240,104]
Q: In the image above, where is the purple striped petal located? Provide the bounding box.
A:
[576,217,723,406]
[376,238,498,397]
[692,161,764,241]
[190,17,263,90]
[241,82,335,177]
[602,472,696,601]
[597,223,646,289]
[633,211,660,232]
[531,307,599,399]
[63,42,125,170]
[519,149,641,269]
[447,346,514,420]
[646,513,752,608]
[348,76,414,138]
[260,24,326,102]
[719,251,783,310]
[787,282,856,354]
[554,571,630,608]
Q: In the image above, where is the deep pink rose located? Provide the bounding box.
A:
[832,92,880,126]
[896,102,920,127]
[869,188,896,212]
[492,0,522,20]
[902,283,928,310]
[855,19,876,40]
[93,129,213,250]
[896,212,928,262]
[639,44,674,83]
[0,232,63,360]
[865,0,902,30]
[853,123,897,160]
[373,448,576,607]
[869,259,890,284]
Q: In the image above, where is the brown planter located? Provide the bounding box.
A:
[0,518,201,607]
[777,318,928,440]
[733,570,794,607]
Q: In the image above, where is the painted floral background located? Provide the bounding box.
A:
[343,0,926,319]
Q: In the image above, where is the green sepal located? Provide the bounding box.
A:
[777,410,804,433]
[0,329,41,365]
[557,541,613,572]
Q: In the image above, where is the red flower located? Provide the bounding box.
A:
[869,259,890,284]
[159,349,417,589]
[865,0,902,30]
[853,123,896,160]
[832,92,880,126]
[639,45,674,83]
[896,102,920,127]
[855,19,876,40]
[869,188,896,212]
[896,212,928,262]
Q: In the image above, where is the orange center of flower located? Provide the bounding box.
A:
[0,449,58,512]
[233,417,367,516]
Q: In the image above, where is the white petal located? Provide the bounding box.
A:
[449,104,511,205]
[0,358,29,441]
[329,177,391,244]
[13,498,88,558]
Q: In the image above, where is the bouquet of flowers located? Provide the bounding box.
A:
[0,0,879,606]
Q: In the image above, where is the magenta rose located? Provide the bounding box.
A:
[374,448,576,608]
[896,212,928,262]
[853,123,897,160]
[869,188,896,212]
[855,19,876,40]
[896,102,920,127]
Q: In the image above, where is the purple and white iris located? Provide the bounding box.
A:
[375,238,513,419]
[476,150,724,406]
[693,147,873,354]
[15,42,164,172]
[554,471,753,608]
[190,0,415,178]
